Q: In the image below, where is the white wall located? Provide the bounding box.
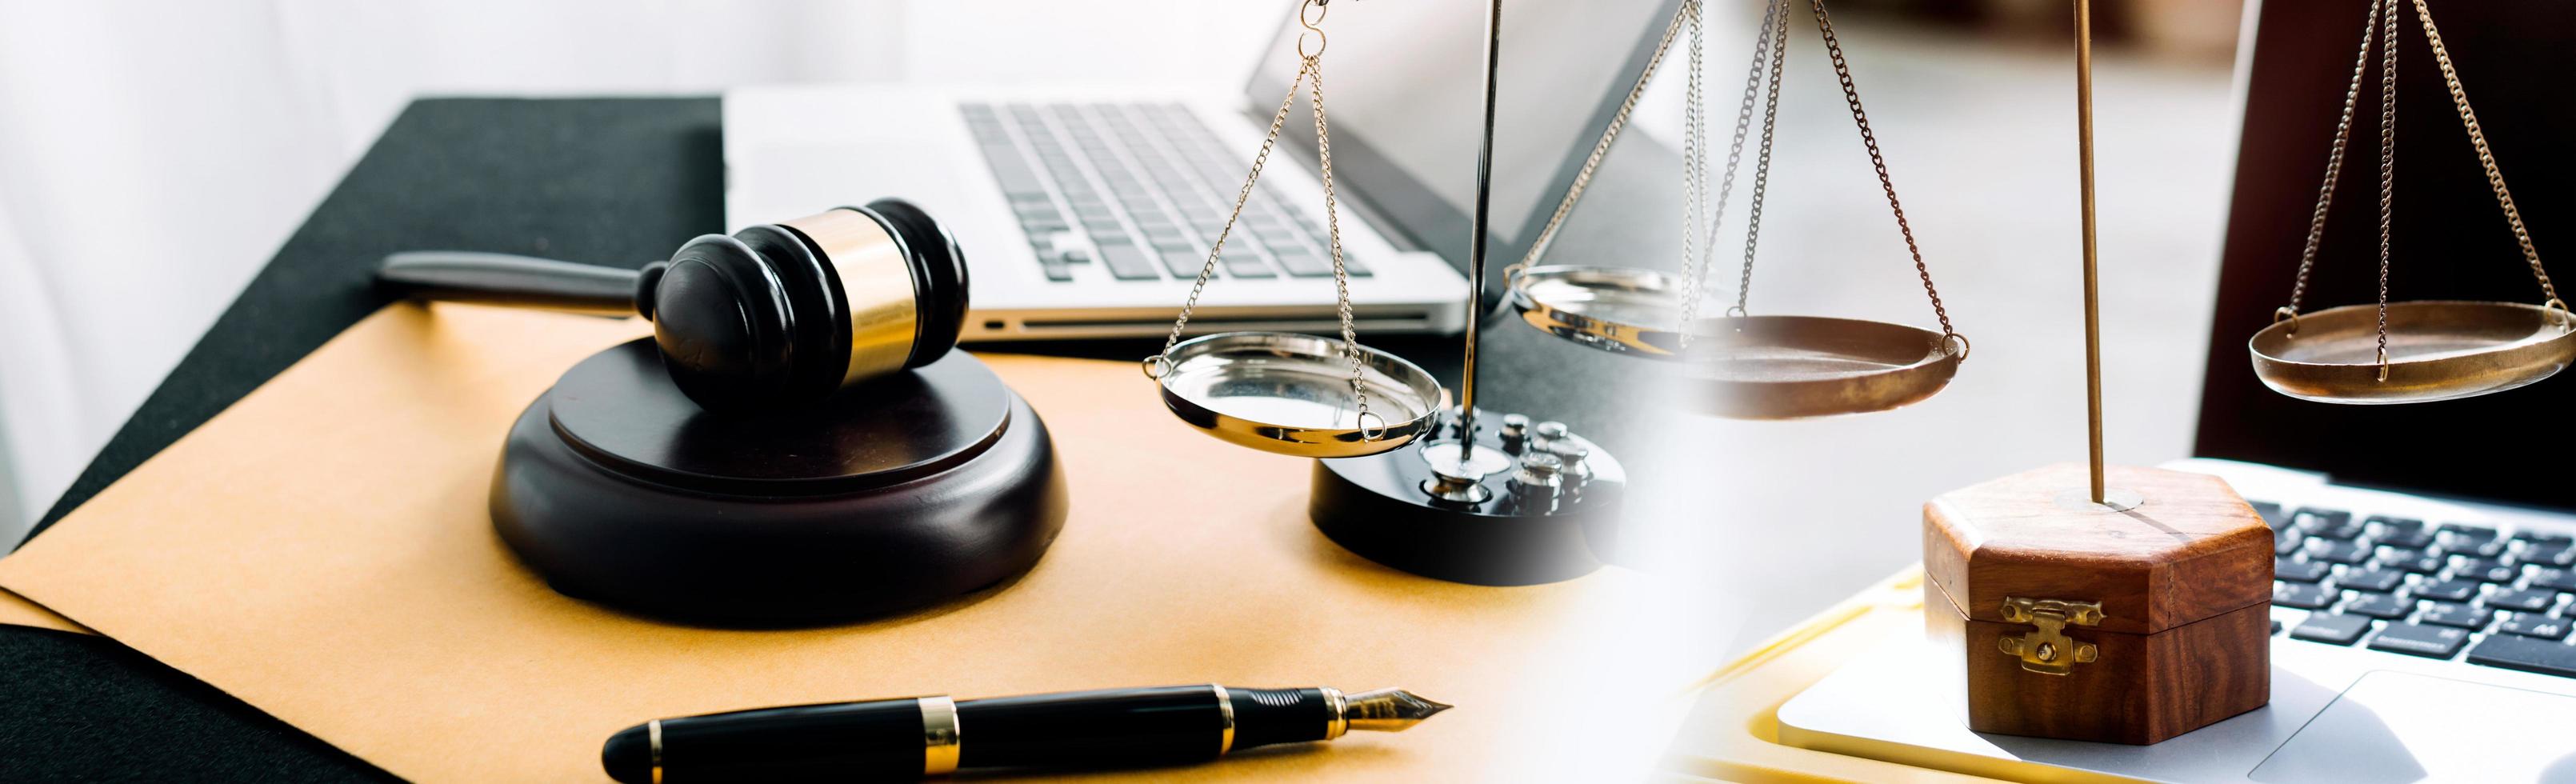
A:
[0,0,1282,542]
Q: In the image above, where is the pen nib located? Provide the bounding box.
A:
[1343,688,1451,732]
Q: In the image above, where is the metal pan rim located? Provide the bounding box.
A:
[1507,264,1691,358]
[1680,314,1962,419]
[2249,300,2576,404]
[1155,330,1446,458]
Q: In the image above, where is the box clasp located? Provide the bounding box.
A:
[1997,597,2103,675]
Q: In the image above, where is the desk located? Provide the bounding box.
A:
[0,98,1670,780]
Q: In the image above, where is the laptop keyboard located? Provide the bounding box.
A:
[959,102,1367,283]
[2263,500,2576,678]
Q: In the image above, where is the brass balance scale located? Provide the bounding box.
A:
[1506,0,1970,419]
[2247,0,2574,404]
[1138,0,1625,586]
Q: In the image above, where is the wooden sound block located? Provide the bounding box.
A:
[491,339,1068,626]
[1921,463,2274,745]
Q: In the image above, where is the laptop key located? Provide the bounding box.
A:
[2296,509,2362,540]
[2304,539,2372,565]
[2338,567,2406,594]
[2414,579,2481,602]
[2374,526,2435,550]
[2531,568,2576,593]
[2273,582,2338,610]
[2466,634,2576,678]
[1220,251,1277,279]
[2248,501,2289,526]
[1271,246,1335,278]
[2498,613,2571,640]
[1154,248,1204,278]
[2454,558,2519,583]
[2275,558,2334,583]
[2518,543,2574,568]
[1094,243,1161,280]
[2378,549,2446,574]
[2342,592,2415,619]
[2290,613,2374,646]
[2274,529,2304,556]
[2367,622,2472,659]
[2441,538,2507,559]
[2418,602,2493,630]
[2441,522,2502,542]
[2484,589,2562,614]
[2517,530,2575,546]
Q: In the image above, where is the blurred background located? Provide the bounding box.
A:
[0,0,2245,650]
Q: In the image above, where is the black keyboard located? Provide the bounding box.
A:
[2266,500,2576,679]
[959,102,1366,283]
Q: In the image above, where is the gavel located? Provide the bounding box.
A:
[378,198,968,412]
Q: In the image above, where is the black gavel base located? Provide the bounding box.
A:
[492,339,1066,626]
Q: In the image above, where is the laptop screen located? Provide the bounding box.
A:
[1241,0,1684,306]
[2197,0,2575,511]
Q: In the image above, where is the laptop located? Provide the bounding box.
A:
[721,0,1682,342]
[1773,1,2576,781]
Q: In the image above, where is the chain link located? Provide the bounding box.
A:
[2410,0,2560,310]
[1811,0,1955,342]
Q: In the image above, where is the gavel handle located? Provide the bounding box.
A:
[377,251,652,316]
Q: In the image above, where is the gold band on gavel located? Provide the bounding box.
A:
[780,208,920,385]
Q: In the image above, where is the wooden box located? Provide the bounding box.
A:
[1922,463,2274,745]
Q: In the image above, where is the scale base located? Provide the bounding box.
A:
[1308,412,1624,586]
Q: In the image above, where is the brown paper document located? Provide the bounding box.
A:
[0,586,86,634]
[0,303,1647,782]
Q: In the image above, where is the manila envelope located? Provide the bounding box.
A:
[0,303,1660,782]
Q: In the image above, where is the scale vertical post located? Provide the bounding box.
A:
[1456,0,1503,461]
[2074,0,2106,505]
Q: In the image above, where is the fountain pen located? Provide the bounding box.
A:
[602,684,1449,782]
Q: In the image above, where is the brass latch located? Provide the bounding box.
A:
[1996,597,2103,675]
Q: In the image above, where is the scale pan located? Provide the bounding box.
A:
[2250,300,2576,404]
[1154,331,1447,458]
[1681,315,1960,419]
[1507,265,1690,357]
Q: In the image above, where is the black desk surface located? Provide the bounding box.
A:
[2,98,1662,781]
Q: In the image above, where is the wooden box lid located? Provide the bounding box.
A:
[1922,463,2273,636]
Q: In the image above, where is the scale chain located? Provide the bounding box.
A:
[2277,0,2566,381]
[1305,53,1375,426]
[1812,0,1961,353]
[1502,1,1688,284]
[1679,0,1706,346]
[1145,0,1378,435]
[2411,0,2564,322]
[2374,0,2397,379]
[1678,0,1788,331]
[2281,0,2384,326]
[1732,0,1790,318]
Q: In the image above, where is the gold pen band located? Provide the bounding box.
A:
[1321,686,1350,740]
[1212,684,1237,756]
[647,718,664,784]
[920,695,961,777]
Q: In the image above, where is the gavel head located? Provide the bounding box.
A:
[637,198,969,412]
